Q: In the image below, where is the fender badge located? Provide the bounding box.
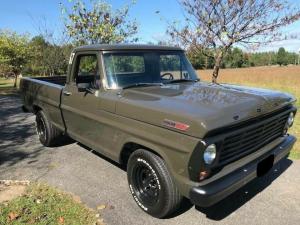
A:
[162,119,190,131]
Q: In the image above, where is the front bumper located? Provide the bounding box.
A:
[189,135,296,207]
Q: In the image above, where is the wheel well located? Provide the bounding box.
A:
[32,105,42,114]
[120,142,162,167]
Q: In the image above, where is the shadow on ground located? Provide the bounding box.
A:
[0,95,39,167]
[77,142,125,170]
[0,94,72,178]
[0,87,19,96]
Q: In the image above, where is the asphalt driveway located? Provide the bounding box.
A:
[1,94,300,225]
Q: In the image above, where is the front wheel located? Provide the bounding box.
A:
[127,149,182,218]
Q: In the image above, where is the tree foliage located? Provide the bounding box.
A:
[61,0,138,45]
[168,0,300,82]
[0,31,72,79]
[277,47,288,66]
[24,35,73,76]
[0,30,32,86]
[187,46,298,70]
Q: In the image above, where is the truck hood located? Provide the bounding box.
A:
[115,82,295,138]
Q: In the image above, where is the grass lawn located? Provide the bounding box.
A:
[199,65,300,159]
[0,78,19,95]
[0,78,15,87]
[0,183,98,225]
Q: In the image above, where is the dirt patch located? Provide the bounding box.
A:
[0,180,29,203]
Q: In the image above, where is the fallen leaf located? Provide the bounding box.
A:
[97,204,106,210]
[58,216,65,224]
[95,213,100,218]
[8,212,19,221]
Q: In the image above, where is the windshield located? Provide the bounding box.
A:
[103,51,198,89]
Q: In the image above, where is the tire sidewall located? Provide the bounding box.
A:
[35,111,50,146]
[127,151,170,217]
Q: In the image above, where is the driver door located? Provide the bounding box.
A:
[61,51,102,147]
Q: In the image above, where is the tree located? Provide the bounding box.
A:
[23,35,72,76]
[167,0,300,83]
[0,30,31,87]
[186,46,215,69]
[61,0,138,45]
[27,35,49,75]
[186,50,206,69]
[277,47,288,66]
[42,44,73,76]
[231,48,244,68]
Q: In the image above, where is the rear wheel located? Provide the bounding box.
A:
[35,110,61,147]
[127,149,182,218]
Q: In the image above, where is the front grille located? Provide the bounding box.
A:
[209,106,294,166]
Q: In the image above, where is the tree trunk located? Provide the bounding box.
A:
[14,74,18,88]
[212,52,223,83]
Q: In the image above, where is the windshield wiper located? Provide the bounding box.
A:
[167,78,199,84]
[122,82,163,90]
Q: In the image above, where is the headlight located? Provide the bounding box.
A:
[203,144,217,164]
[287,112,294,127]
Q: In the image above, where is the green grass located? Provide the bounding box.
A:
[0,183,97,225]
[0,78,14,88]
[0,78,19,95]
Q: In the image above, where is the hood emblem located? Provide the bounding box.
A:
[162,119,190,131]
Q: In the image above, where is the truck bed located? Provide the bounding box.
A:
[32,76,67,86]
[20,75,66,131]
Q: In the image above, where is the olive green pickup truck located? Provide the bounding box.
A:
[20,44,297,218]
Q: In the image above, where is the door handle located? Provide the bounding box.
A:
[63,91,72,96]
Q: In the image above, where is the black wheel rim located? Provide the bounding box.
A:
[36,115,46,143]
[132,163,160,206]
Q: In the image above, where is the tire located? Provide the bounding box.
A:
[127,149,182,218]
[35,110,61,147]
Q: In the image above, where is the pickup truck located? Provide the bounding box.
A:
[20,44,297,218]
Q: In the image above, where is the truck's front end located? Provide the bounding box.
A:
[187,104,296,206]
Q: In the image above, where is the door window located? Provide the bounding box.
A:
[75,54,100,89]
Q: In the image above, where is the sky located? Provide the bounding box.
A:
[0,0,300,52]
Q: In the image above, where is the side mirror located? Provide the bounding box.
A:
[77,83,95,94]
[77,83,90,92]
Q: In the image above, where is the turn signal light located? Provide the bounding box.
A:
[199,170,210,181]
